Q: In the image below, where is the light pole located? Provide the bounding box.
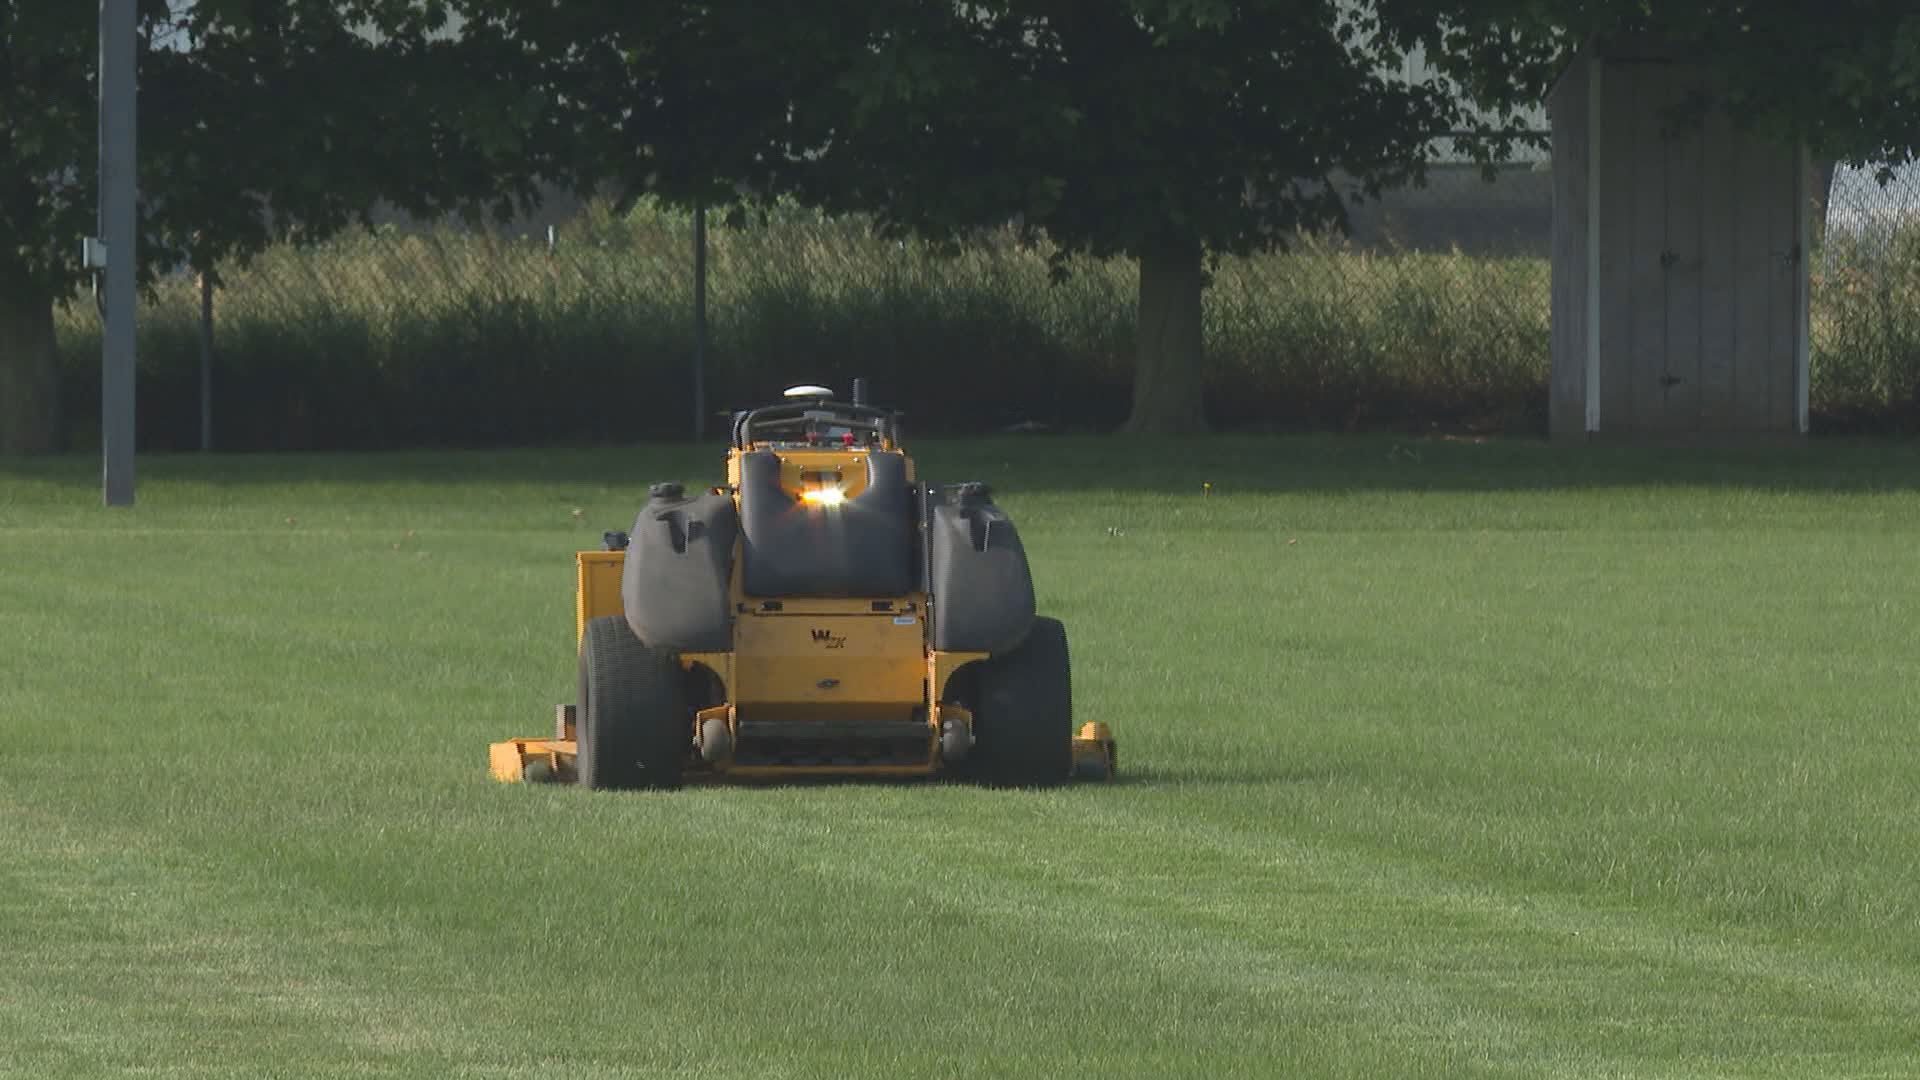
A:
[99,0,137,506]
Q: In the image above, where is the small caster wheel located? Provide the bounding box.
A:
[939,718,973,765]
[522,757,557,784]
[697,717,734,764]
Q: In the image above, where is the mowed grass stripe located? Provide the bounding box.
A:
[4,438,1920,1078]
[6,770,1913,1078]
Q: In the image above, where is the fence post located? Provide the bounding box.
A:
[693,203,708,441]
[198,268,214,451]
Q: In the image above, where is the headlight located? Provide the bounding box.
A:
[800,487,846,508]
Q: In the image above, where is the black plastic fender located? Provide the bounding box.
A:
[621,488,737,652]
[927,484,1036,654]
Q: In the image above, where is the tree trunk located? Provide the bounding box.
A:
[1121,240,1209,434]
[0,279,62,455]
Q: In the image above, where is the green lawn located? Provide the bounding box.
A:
[3,436,1919,1079]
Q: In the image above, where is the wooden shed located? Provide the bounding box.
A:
[1548,43,1811,440]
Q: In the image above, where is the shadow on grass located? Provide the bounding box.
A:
[7,433,1920,497]
[501,761,1323,794]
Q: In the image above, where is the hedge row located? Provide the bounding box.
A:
[49,204,1920,450]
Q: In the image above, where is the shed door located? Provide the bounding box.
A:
[1615,64,1801,433]
[1694,100,1801,432]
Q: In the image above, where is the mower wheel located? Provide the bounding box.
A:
[970,616,1073,788]
[577,615,689,791]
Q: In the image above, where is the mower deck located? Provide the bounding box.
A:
[489,707,1115,784]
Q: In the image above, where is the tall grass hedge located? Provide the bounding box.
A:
[49,201,1920,450]
[1810,225,1920,431]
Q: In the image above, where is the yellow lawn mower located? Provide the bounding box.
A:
[491,383,1114,789]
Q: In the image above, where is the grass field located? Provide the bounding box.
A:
[4,436,1919,1078]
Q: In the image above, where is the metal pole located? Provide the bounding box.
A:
[198,269,214,451]
[99,0,137,505]
[692,203,707,441]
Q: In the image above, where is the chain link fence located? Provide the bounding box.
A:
[1811,160,1920,425]
[49,151,1920,448]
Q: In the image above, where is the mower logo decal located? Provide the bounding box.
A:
[810,628,848,649]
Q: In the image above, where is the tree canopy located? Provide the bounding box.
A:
[1388,1,1920,169]
[446,2,843,213]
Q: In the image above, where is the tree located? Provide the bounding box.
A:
[446,1,1510,434]
[0,0,536,453]
[804,2,1514,433]
[1,3,95,453]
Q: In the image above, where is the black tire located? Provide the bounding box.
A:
[970,616,1073,788]
[576,615,689,791]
